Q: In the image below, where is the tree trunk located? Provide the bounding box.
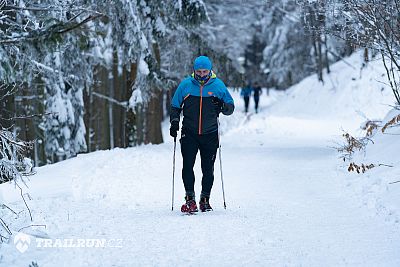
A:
[145,89,163,144]
[126,63,138,146]
[364,48,369,62]
[91,66,110,150]
[85,85,93,153]
[324,33,330,74]
[108,70,114,149]
[144,42,164,144]
[113,64,128,148]
[316,36,323,82]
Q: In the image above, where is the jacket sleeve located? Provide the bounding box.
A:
[222,102,234,116]
[170,81,185,123]
[220,83,235,116]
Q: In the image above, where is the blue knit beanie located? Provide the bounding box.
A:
[194,56,212,70]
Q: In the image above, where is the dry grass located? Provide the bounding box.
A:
[382,114,400,133]
[347,162,375,173]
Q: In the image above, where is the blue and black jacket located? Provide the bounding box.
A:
[241,86,253,97]
[170,72,235,135]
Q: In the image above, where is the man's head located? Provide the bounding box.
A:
[194,56,212,71]
[194,56,212,83]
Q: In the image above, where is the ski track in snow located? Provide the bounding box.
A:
[1,56,400,266]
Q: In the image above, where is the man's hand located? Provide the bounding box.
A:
[170,121,179,138]
[211,96,224,114]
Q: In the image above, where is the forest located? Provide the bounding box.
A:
[1,0,399,179]
[1,1,400,266]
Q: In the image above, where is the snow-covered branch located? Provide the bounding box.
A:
[0,129,33,184]
[92,91,128,108]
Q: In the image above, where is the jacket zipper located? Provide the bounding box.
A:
[198,85,203,135]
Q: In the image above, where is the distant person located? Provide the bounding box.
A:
[253,82,262,113]
[240,83,253,113]
[170,56,235,213]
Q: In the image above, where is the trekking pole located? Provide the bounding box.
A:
[217,117,227,209]
[171,136,177,211]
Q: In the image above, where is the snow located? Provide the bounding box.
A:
[1,51,400,266]
[138,57,150,75]
[271,53,395,133]
[155,17,166,35]
[129,89,144,109]
[347,107,400,225]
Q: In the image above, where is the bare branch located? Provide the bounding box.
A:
[381,51,400,105]
[0,112,54,122]
[18,224,47,232]
[2,204,18,216]
[0,13,103,44]
[0,217,12,235]
[0,234,9,243]
[377,163,394,168]
[4,4,54,12]
[57,14,103,35]
[15,182,32,222]
[0,83,20,100]
[92,92,128,108]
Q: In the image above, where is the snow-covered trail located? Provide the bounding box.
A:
[1,91,400,266]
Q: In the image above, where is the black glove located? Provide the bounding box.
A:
[211,96,224,114]
[170,121,179,138]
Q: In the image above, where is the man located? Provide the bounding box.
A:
[170,56,234,213]
[253,81,262,113]
[240,82,253,113]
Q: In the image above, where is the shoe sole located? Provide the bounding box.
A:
[182,212,197,216]
[200,209,213,212]
[181,206,198,213]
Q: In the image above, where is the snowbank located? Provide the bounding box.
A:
[267,50,400,225]
[344,107,400,224]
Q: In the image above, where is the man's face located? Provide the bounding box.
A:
[195,69,210,77]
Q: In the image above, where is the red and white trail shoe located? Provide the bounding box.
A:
[181,196,198,213]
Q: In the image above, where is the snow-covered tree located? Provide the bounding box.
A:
[1,1,102,162]
[126,0,209,144]
[0,127,33,183]
[199,0,264,86]
[1,0,211,163]
[336,0,400,105]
